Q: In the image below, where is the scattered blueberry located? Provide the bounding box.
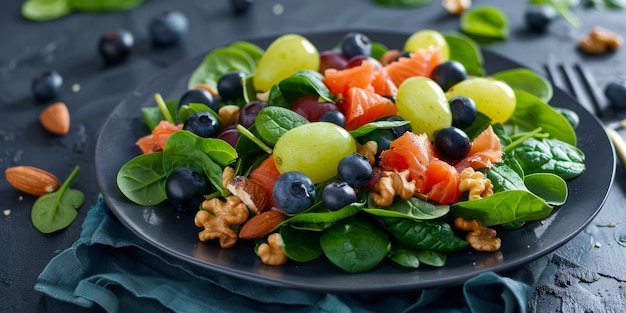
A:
[337,153,372,188]
[217,71,246,100]
[430,61,467,91]
[322,181,357,211]
[434,126,471,160]
[448,96,477,129]
[231,0,254,15]
[178,88,217,111]
[319,110,346,128]
[183,111,220,138]
[273,171,316,214]
[31,70,63,101]
[341,32,372,59]
[98,29,134,65]
[165,167,209,212]
[525,5,557,33]
[148,10,189,45]
[605,80,626,109]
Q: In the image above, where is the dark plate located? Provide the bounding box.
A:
[95,30,615,293]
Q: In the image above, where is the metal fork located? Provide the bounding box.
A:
[544,62,626,166]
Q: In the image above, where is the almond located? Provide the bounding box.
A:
[239,210,285,239]
[227,176,268,214]
[39,102,70,135]
[5,166,61,196]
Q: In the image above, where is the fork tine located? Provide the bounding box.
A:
[543,62,598,116]
[574,63,605,118]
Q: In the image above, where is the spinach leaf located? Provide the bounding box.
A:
[284,200,364,230]
[512,137,585,179]
[371,42,389,61]
[31,166,84,233]
[22,0,72,22]
[483,153,527,193]
[462,111,492,140]
[230,41,264,65]
[349,120,410,138]
[255,106,309,145]
[188,45,257,89]
[372,0,432,6]
[505,90,577,146]
[460,6,509,43]
[320,215,390,273]
[452,190,553,226]
[382,218,468,252]
[492,68,553,103]
[141,99,179,130]
[443,32,485,77]
[280,226,323,262]
[416,250,447,267]
[524,173,568,206]
[388,248,421,268]
[554,107,580,129]
[117,152,167,206]
[364,196,450,220]
[68,0,143,11]
[267,70,335,108]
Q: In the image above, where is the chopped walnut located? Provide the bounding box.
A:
[357,141,378,165]
[195,196,249,248]
[218,105,240,128]
[442,0,471,15]
[221,166,235,188]
[257,233,288,265]
[579,27,623,54]
[372,170,416,207]
[458,167,493,200]
[454,217,501,252]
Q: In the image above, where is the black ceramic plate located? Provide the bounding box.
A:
[95,30,615,293]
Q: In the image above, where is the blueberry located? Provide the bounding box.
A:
[165,167,209,212]
[383,115,412,137]
[604,80,626,109]
[230,0,254,15]
[434,127,471,160]
[319,110,346,128]
[148,10,189,45]
[448,96,477,129]
[322,181,357,211]
[525,5,557,33]
[31,70,63,101]
[217,71,246,100]
[337,153,372,188]
[430,61,467,91]
[183,111,220,138]
[341,32,372,59]
[178,88,217,111]
[98,29,134,65]
[273,171,316,214]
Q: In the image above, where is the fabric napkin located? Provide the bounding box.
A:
[35,195,534,313]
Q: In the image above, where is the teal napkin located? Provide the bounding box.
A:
[35,195,533,313]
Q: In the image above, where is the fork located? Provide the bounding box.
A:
[543,62,626,166]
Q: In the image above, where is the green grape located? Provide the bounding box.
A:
[395,76,451,140]
[273,122,356,183]
[403,29,450,61]
[253,34,320,92]
[445,77,516,124]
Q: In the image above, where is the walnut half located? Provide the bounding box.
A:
[454,217,501,252]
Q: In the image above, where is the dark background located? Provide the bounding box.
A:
[2,0,626,312]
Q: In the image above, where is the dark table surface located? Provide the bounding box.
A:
[2,0,626,312]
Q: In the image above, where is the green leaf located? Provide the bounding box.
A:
[372,0,433,6]
[284,199,364,230]
[492,68,553,103]
[442,32,485,77]
[382,218,468,252]
[505,89,578,146]
[188,45,256,90]
[524,172,568,206]
[280,226,323,262]
[267,70,335,108]
[371,42,389,61]
[349,120,409,138]
[31,166,84,233]
[117,152,167,206]
[483,153,527,193]
[364,196,450,220]
[21,0,72,21]
[389,248,421,268]
[452,190,553,226]
[255,106,309,145]
[512,137,586,180]
[416,250,447,267]
[321,215,390,273]
[68,0,143,12]
[460,6,509,42]
[140,99,178,130]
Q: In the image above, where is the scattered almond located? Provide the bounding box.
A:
[239,210,285,239]
[579,27,623,54]
[5,166,61,196]
[190,83,219,97]
[442,0,472,15]
[227,176,268,214]
[39,102,70,135]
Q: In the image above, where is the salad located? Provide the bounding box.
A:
[116,30,586,273]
